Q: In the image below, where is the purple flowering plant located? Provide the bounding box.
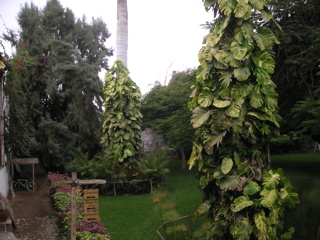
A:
[48,172,110,239]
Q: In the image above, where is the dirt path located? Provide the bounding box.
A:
[9,176,60,239]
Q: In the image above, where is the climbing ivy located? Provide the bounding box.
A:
[189,0,299,239]
[101,61,142,164]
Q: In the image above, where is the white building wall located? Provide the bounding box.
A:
[0,165,9,197]
[0,57,9,198]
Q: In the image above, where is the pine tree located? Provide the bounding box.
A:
[6,0,112,168]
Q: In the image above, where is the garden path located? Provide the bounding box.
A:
[9,176,60,240]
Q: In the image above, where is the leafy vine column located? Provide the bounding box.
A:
[101,61,142,165]
[189,0,299,239]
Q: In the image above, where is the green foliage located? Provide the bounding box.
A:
[69,148,170,194]
[48,173,111,239]
[268,0,320,134]
[101,61,142,164]
[52,189,83,212]
[290,87,320,144]
[189,0,299,239]
[68,151,101,179]
[137,147,170,187]
[2,0,112,167]
[76,231,110,240]
[141,70,196,160]
[68,150,128,182]
[269,137,297,154]
[2,46,39,158]
[280,227,295,240]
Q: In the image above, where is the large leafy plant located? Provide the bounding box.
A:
[101,61,143,164]
[188,0,299,239]
[137,147,170,187]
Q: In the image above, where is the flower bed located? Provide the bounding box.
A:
[48,172,111,240]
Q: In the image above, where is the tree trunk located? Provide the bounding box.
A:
[116,0,128,67]
[180,147,186,170]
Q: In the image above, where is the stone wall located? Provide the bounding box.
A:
[141,128,169,153]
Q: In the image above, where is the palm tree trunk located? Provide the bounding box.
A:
[116,0,128,67]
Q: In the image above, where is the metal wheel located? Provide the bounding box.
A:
[26,182,37,191]
[12,181,20,190]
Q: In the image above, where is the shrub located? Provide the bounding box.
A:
[48,172,111,240]
[68,148,171,195]
[270,137,297,154]
[137,147,170,188]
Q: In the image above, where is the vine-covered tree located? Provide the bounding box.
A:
[3,0,112,168]
[101,61,142,164]
[189,0,299,239]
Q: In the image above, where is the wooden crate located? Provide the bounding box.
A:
[0,219,12,233]
[0,211,9,222]
[84,200,99,214]
[84,214,100,222]
[83,189,99,200]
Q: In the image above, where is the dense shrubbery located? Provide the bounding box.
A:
[137,147,170,187]
[48,172,111,240]
[270,137,298,154]
[68,147,170,195]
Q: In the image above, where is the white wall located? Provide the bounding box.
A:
[0,166,10,197]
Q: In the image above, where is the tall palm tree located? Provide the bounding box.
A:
[116,0,128,67]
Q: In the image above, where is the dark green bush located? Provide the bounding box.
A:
[269,137,297,154]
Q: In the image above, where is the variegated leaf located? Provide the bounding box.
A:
[243,181,261,195]
[198,90,214,107]
[234,67,251,81]
[212,99,231,108]
[231,195,253,212]
[218,0,237,15]
[191,107,211,128]
[221,157,234,174]
[260,188,278,208]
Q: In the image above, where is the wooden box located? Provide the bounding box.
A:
[84,200,99,214]
[83,189,99,200]
[0,211,9,222]
[84,214,100,222]
[0,219,12,233]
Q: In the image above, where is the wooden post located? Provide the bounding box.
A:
[67,174,106,238]
[32,164,35,191]
[149,179,153,193]
[71,172,77,240]
[113,182,116,196]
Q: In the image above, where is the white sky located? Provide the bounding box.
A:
[0,0,213,94]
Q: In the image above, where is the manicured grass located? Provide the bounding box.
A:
[271,153,320,240]
[99,153,320,239]
[99,158,202,240]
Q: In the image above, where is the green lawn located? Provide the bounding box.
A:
[99,158,202,240]
[99,153,320,240]
[271,153,320,240]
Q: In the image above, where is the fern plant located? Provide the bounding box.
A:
[137,147,170,187]
[189,0,299,239]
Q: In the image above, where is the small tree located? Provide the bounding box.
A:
[189,0,299,239]
[101,61,142,164]
[141,71,196,169]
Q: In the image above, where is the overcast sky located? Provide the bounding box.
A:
[0,0,213,94]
